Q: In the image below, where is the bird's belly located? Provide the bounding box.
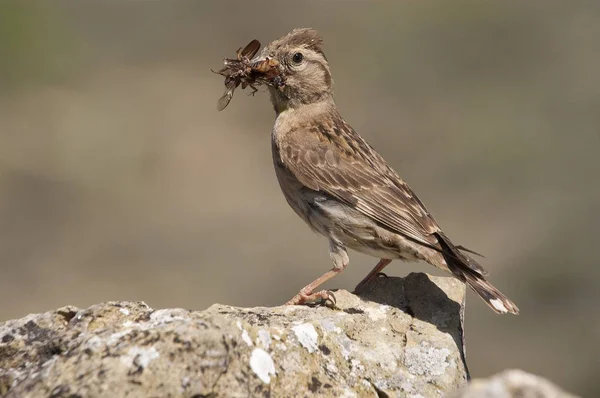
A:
[311,197,422,261]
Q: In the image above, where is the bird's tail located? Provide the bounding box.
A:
[436,232,519,315]
[461,273,519,314]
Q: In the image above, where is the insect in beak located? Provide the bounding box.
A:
[250,57,279,74]
[250,58,285,91]
[212,41,284,110]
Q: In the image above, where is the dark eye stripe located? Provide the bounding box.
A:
[313,48,327,61]
[286,50,331,87]
[316,62,332,87]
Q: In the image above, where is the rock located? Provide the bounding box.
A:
[453,369,579,398]
[0,273,468,397]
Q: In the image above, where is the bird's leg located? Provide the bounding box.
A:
[285,268,342,306]
[354,259,392,291]
[286,239,348,306]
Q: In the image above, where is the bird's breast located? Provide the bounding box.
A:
[271,132,326,234]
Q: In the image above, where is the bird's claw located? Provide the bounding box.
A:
[286,289,336,308]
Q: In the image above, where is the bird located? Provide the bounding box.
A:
[251,28,519,314]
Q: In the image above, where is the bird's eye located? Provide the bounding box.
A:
[292,52,304,64]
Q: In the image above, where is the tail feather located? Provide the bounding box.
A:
[456,244,485,259]
[437,234,488,276]
[435,232,519,315]
[463,275,520,314]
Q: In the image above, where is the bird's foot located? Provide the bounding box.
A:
[354,259,393,293]
[286,289,336,308]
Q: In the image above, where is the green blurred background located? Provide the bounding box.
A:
[1,1,599,395]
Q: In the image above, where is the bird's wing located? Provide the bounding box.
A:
[278,117,442,251]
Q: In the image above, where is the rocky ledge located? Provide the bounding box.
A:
[0,273,575,397]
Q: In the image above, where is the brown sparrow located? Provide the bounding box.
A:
[249,28,519,314]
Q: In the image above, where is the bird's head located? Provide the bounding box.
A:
[253,28,333,114]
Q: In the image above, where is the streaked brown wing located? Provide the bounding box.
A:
[279,120,442,251]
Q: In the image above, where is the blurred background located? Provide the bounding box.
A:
[1,0,599,395]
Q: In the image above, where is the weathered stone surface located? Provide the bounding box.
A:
[0,273,468,397]
[453,369,579,398]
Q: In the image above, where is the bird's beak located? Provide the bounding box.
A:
[250,56,278,71]
[250,57,285,90]
[250,57,280,76]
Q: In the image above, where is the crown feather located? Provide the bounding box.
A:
[269,28,326,58]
